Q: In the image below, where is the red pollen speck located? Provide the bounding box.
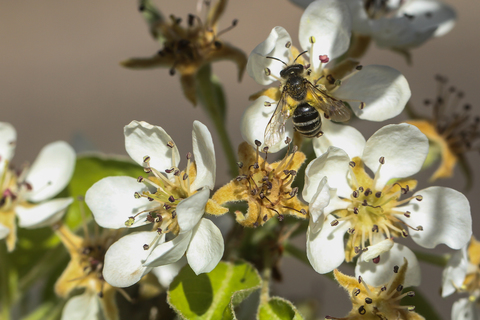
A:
[373,256,381,264]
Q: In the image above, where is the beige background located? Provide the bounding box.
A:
[1,0,479,317]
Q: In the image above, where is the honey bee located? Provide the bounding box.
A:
[263,52,351,147]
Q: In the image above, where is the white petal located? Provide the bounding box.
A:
[363,124,428,190]
[25,141,76,202]
[312,121,365,159]
[103,231,160,287]
[0,122,16,177]
[397,187,471,250]
[16,198,73,229]
[61,291,100,320]
[124,121,180,173]
[370,16,436,49]
[398,0,456,37]
[308,177,331,226]
[356,243,421,288]
[152,257,186,288]
[306,215,350,274]
[0,224,10,240]
[333,65,410,121]
[190,121,216,191]
[299,0,351,69]
[176,188,209,234]
[246,27,292,85]
[143,231,193,267]
[303,147,351,202]
[186,218,224,274]
[442,245,468,298]
[452,298,480,320]
[362,238,394,262]
[344,0,372,35]
[240,96,294,153]
[85,176,155,229]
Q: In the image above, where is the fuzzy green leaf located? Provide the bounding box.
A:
[168,261,261,320]
[258,296,304,320]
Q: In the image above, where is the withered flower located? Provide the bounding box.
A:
[121,0,247,105]
[212,141,308,227]
[406,75,479,184]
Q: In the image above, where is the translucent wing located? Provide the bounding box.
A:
[307,82,351,122]
[264,92,291,147]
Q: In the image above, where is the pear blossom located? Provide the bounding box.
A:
[0,122,76,251]
[291,0,456,50]
[85,120,225,288]
[241,0,410,152]
[302,123,472,276]
[329,260,424,319]
[211,141,308,228]
[442,237,480,320]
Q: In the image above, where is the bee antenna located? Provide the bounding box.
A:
[293,51,308,64]
[266,56,288,66]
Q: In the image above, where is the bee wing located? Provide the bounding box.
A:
[307,83,351,122]
[264,93,291,147]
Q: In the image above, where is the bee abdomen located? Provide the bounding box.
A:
[292,103,322,138]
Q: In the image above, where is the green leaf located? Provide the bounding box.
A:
[167,261,262,320]
[62,154,144,229]
[258,296,304,320]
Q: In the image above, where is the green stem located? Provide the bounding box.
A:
[0,244,11,320]
[208,109,239,177]
[196,64,238,177]
[413,250,450,267]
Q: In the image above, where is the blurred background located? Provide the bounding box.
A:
[1,0,479,317]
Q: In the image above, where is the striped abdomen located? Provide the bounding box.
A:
[292,103,322,138]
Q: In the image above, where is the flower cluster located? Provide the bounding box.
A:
[4,0,477,319]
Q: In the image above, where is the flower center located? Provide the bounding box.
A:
[329,157,423,261]
[0,161,31,212]
[125,142,196,238]
[235,140,306,227]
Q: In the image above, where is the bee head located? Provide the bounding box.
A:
[280,64,305,79]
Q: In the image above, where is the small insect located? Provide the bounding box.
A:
[263,52,351,147]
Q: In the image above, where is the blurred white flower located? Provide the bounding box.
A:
[86,121,224,287]
[242,0,410,152]
[291,0,456,49]
[0,122,75,251]
[442,237,480,320]
[302,123,471,285]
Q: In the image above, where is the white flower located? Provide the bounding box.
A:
[442,237,480,320]
[302,123,472,278]
[85,120,224,287]
[241,0,410,152]
[292,0,456,49]
[0,122,76,251]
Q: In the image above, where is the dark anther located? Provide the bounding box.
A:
[183,173,188,180]
[379,156,385,164]
[188,14,195,26]
[373,256,380,264]
[353,190,359,198]
[266,181,273,189]
[157,227,162,234]
[148,197,154,201]
[144,167,152,173]
[364,188,372,196]
[354,288,361,296]
[165,168,174,173]
[214,41,222,48]
[381,286,387,292]
[330,220,339,226]
[277,214,284,221]
[169,195,175,202]
[356,65,363,70]
[393,265,399,273]
[375,192,382,198]
[397,284,404,292]
[326,74,335,85]
[358,306,366,315]
[372,225,379,232]
[143,244,149,250]
[353,207,359,214]
[354,246,361,254]
[232,19,238,26]
[404,211,411,218]
[255,140,262,147]
[407,291,415,297]
[365,297,373,304]
[259,192,265,199]
[164,204,171,210]
[300,209,307,215]
[253,222,259,228]
[402,230,409,238]
[146,215,155,223]
[253,162,259,169]
[349,161,356,167]
[169,67,176,76]
[137,176,144,183]
[172,210,177,219]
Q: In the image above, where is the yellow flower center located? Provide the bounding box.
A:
[125,142,198,241]
[331,157,423,262]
